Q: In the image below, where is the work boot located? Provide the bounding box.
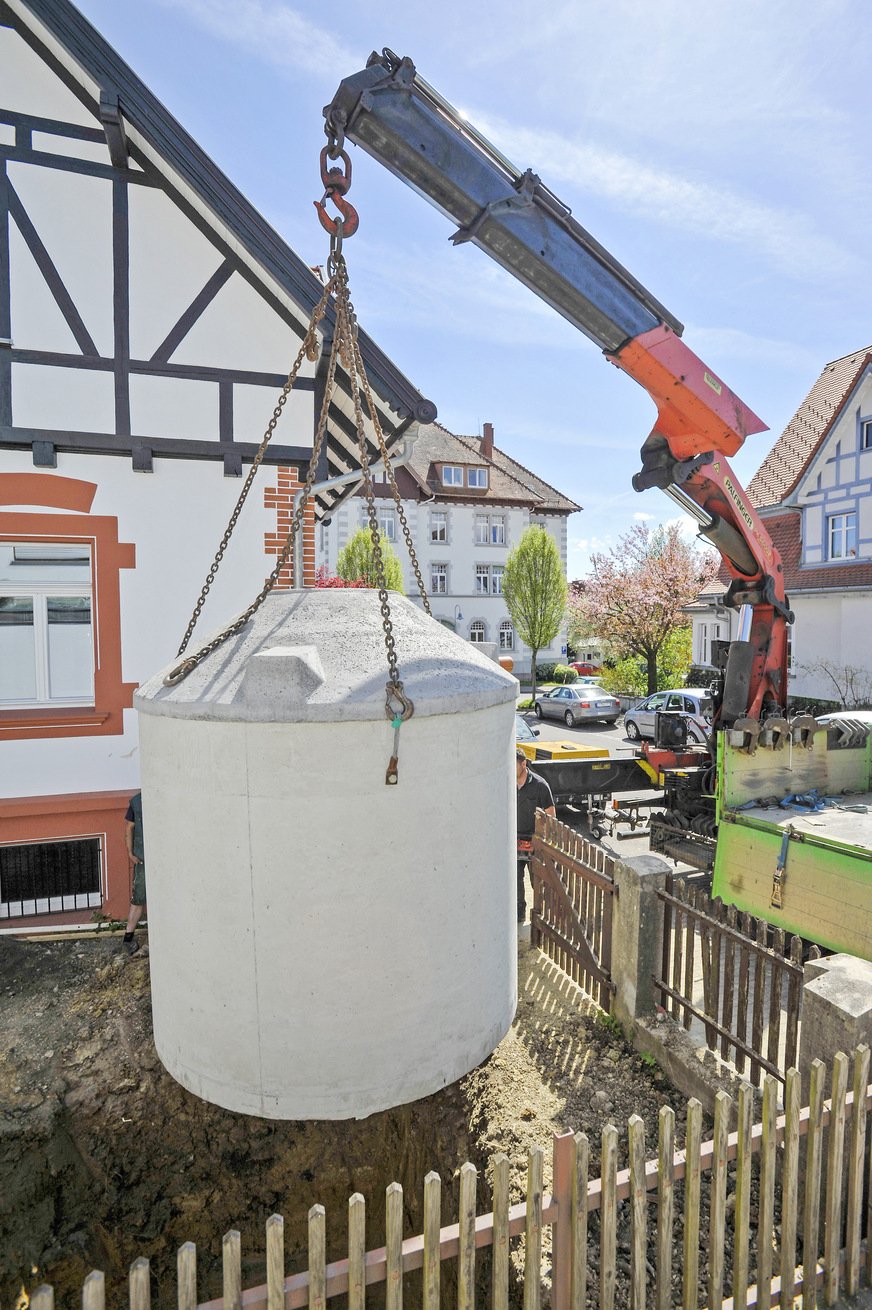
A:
[122,936,140,956]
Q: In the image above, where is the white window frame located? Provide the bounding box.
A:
[475,564,490,595]
[828,511,857,559]
[499,620,514,651]
[430,563,448,594]
[490,515,505,545]
[377,507,397,541]
[491,565,505,595]
[430,511,448,543]
[468,468,489,489]
[0,546,94,707]
[442,465,464,487]
[469,620,486,643]
[862,419,872,450]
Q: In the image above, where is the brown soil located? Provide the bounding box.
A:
[0,932,694,1310]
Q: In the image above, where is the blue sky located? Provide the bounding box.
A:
[77,0,871,578]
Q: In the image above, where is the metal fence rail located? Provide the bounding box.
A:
[654,873,813,1085]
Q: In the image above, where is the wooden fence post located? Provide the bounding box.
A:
[757,1076,777,1303]
[846,1046,870,1297]
[550,1131,575,1310]
[572,1134,589,1310]
[708,1092,730,1310]
[266,1219,283,1310]
[656,1107,674,1310]
[524,1147,544,1310]
[781,1068,802,1310]
[823,1052,848,1306]
[458,1163,477,1310]
[683,1099,702,1310]
[803,1060,826,1309]
[348,1194,366,1310]
[308,1208,326,1310]
[129,1258,150,1310]
[386,1183,403,1310]
[491,1159,508,1310]
[82,1271,105,1310]
[30,1287,54,1310]
[222,1233,241,1310]
[733,1084,753,1308]
[628,1115,647,1310]
[600,1125,618,1310]
[177,1243,196,1310]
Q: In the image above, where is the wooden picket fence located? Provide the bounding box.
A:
[24,1047,872,1310]
[655,873,813,1086]
[530,810,616,1009]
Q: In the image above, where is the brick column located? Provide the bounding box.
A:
[263,466,317,587]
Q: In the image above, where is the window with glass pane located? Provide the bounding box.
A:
[499,621,514,650]
[829,512,857,559]
[377,509,396,541]
[475,515,489,545]
[442,466,463,486]
[431,564,447,594]
[490,516,505,544]
[0,543,93,704]
[431,512,447,542]
[468,468,488,488]
[475,565,489,594]
[491,566,504,594]
[863,420,872,449]
[470,621,485,643]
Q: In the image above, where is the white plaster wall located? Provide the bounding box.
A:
[7,161,114,357]
[0,24,98,126]
[0,449,283,799]
[321,497,571,673]
[789,591,872,701]
[138,701,517,1119]
[11,363,116,433]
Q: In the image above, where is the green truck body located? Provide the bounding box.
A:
[711,724,872,957]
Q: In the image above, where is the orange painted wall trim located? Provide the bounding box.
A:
[0,472,98,512]
[0,512,137,741]
[0,789,134,929]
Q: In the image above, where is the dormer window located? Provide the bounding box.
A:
[442,466,464,487]
[468,468,488,488]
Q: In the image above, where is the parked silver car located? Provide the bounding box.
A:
[534,685,621,727]
[623,688,713,743]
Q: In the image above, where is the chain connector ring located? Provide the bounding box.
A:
[163,657,198,687]
[386,683,414,722]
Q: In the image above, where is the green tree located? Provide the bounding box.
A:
[337,528,405,593]
[504,526,567,702]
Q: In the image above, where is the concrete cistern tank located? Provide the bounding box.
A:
[134,589,519,1119]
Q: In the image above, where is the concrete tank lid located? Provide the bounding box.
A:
[135,589,519,723]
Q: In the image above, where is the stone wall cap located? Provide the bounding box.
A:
[135,589,519,723]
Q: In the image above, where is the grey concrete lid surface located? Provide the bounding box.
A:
[135,590,519,722]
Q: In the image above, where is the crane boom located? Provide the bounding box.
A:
[325,50,793,722]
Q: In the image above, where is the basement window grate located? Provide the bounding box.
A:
[0,837,103,918]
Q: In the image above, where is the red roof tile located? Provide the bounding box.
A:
[747,347,872,509]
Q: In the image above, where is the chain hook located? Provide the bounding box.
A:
[314,145,359,238]
[386,683,414,722]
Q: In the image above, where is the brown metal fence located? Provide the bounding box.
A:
[530,810,615,1009]
[654,873,815,1085]
[27,1048,872,1310]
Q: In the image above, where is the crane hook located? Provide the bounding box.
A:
[314,145,359,238]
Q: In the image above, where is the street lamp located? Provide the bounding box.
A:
[454,605,463,627]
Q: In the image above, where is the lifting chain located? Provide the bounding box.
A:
[164,141,433,784]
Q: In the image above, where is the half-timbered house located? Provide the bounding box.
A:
[0,0,434,931]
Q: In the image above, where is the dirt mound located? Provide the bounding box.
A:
[1,935,689,1310]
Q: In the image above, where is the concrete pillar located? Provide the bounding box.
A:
[799,954,872,1099]
[611,853,671,1031]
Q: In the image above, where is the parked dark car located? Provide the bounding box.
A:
[534,685,621,727]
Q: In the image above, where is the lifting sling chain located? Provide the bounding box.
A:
[163,140,431,784]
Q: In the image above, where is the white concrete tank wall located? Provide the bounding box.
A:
[135,589,519,1119]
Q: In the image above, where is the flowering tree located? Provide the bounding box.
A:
[504,525,567,702]
[567,523,717,695]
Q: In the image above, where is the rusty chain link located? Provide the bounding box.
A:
[164,214,432,783]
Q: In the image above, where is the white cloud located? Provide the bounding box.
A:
[686,325,821,374]
[633,512,654,521]
[664,514,702,541]
[473,113,855,281]
[155,0,358,79]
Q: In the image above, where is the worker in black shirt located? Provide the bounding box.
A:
[515,746,556,924]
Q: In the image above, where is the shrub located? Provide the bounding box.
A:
[553,664,578,684]
[535,662,559,682]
